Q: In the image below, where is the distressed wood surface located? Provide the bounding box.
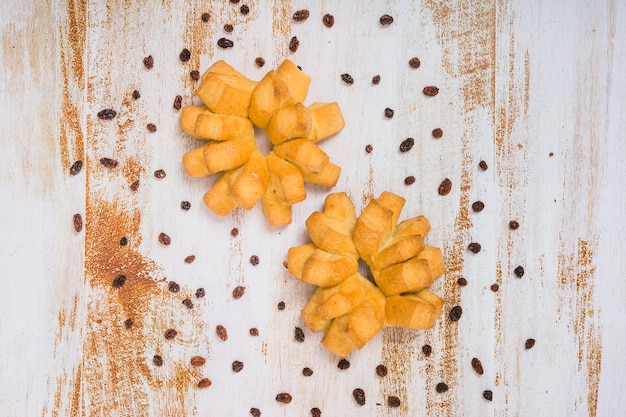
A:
[1,1,625,416]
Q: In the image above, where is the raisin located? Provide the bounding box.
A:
[168,281,180,293]
[132,90,141,100]
[224,23,234,32]
[457,277,468,286]
[112,274,126,288]
[180,200,191,211]
[449,306,463,322]
[191,356,206,366]
[409,57,421,68]
[143,55,154,69]
[311,408,321,417]
[436,382,449,393]
[230,228,239,237]
[184,255,195,264]
[353,388,366,405]
[337,359,350,370]
[372,74,381,84]
[399,137,414,152]
[232,360,244,372]
[119,237,128,246]
[275,393,292,403]
[249,408,261,417]
[302,367,313,376]
[130,180,140,192]
[230,0,240,3]
[483,390,493,401]
[379,14,394,25]
[293,9,310,21]
[249,255,259,266]
[158,232,171,246]
[341,73,354,85]
[387,396,401,408]
[153,355,163,366]
[190,70,200,80]
[249,328,259,336]
[471,358,484,375]
[404,176,416,185]
[201,12,210,22]
[232,286,246,299]
[438,178,452,195]
[468,242,481,253]
[525,338,536,349]
[514,266,525,278]
[509,220,520,230]
[173,95,183,110]
[182,299,194,309]
[322,14,334,27]
[490,283,499,292]
[97,109,117,120]
[100,158,118,168]
[154,169,166,179]
[70,160,83,175]
[289,36,299,52]
[197,378,212,388]
[375,364,388,377]
[472,201,485,212]
[294,327,305,342]
[365,144,373,153]
[164,329,178,339]
[73,213,83,232]
[217,38,234,48]
[479,160,488,170]
[255,57,265,67]
[216,325,228,341]
[423,86,439,96]
[277,301,285,310]
[195,288,205,298]
[146,123,157,132]
[432,128,443,138]
[179,48,191,62]
[384,107,394,118]
[422,344,432,356]
[124,318,133,329]
[240,4,249,14]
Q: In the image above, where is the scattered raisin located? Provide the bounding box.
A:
[525,338,536,349]
[399,137,414,152]
[449,306,463,322]
[230,0,240,3]
[478,160,488,171]
[322,13,334,27]
[483,390,493,401]
[509,220,520,230]
[372,74,381,84]
[168,281,180,293]
[73,213,83,232]
[184,255,195,264]
[112,274,126,288]
[249,255,259,266]
[132,89,141,100]
[182,299,194,309]
[457,277,468,286]
[353,388,366,406]
[375,364,388,377]
[490,283,499,292]
[289,36,299,52]
[100,158,118,168]
[124,318,133,329]
[164,329,178,340]
[179,48,191,62]
[195,288,205,298]
[97,109,117,120]
[130,180,140,192]
[249,328,259,336]
[216,325,228,341]
[293,9,310,21]
[143,55,154,69]
[423,86,439,96]
[341,73,354,85]
[146,123,157,132]
[472,201,485,212]
[384,107,394,118]
[191,356,206,366]
[514,266,525,278]
[436,382,449,393]
[240,4,249,14]
[311,408,321,417]
[158,232,171,246]
[275,393,292,403]
[120,237,128,246]
[190,70,200,80]
[432,128,443,138]
[379,14,394,25]
[224,23,234,32]
[70,160,83,175]
[337,359,350,370]
[217,38,234,48]
[277,301,285,310]
[180,200,191,211]
[409,57,421,68]
[302,367,313,376]
[422,344,432,356]
[468,242,481,253]
[153,355,163,366]
[438,178,452,195]
[232,360,244,372]
[294,327,305,342]
[471,358,484,375]
[232,286,246,299]
[365,144,373,153]
[173,95,183,110]
[387,396,401,408]
[404,176,416,185]
[154,169,166,179]
[230,228,239,237]
[201,12,210,22]
[249,408,261,417]
[255,57,265,67]
[197,378,212,388]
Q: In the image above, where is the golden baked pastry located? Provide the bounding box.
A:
[288,191,444,356]
[180,60,345,226]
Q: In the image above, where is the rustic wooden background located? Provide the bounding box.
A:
[1,1,624,416]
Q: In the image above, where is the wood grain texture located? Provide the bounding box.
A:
[1,1,625,416]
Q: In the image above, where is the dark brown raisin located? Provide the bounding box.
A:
[97,109,117,120]
[457,277,468,286]
[217,38,234,48]
[164,328,178,340]
[230,0,240,3]
[375,364,388,377]
[438,178,452,195]
[436,382,449,393]
[404,176,416,185]
[471,358,484,375]
[191,356,206,366]
[409,57,421,68]
[112,274,126,288]
[153,355,163,366]
[423,86,439,96]
[230,228,239,237]
[184,255,195,264]
[168,281,180,293]
[240,4,249,14]
[449,306,463,322]
[322,13,334,27]
[399,137,414,152]
[514,266,525,278]
[132,89,141,100]
[341,73,354,85]
[182,299,194,309]
[154,169,166,179]
[249,328,259,336]
[294,327,305,342]
[232,360,244,372]
[293,9,310,21]
[146,123,157,132]
[216,325,228,341]
[224,23,234,32]
[201,12,210,22]
[158,232,171,246]
[179,48,191,62]
[337,359,350,370]
[277,301,285,310]
[472,201,485,212]
[195,288,205,298]
[365,144,373,153]
[490,283,499,292]
[275,393,292,403]
[249,408,261,417]
[181,200,191,211]
[379,14,394,25]
[387,396,401,408]
[479,160,488,171]
[120,237,128,246]
[143,55,154,69]
[124,318,133,329]
[384,107,394,118]
[130,180,140,192]
[353,388,366,406]
[197,378,212,388]
[173,95,183,110]
[468,242,481,253]
[289,36,299,52]
[190,70,200,81]
[422,344,432,356]
[255,57,265,67]
[509,220,520,230]
[372,74,381,84]
[525,338,536,349]
[100,158,118,168]
[483,390,493,401]
[302,367,313,376]
[249,255,259,265]
[311,408,321,417]
[232,286,246,299]
[432,128,443,138]
[70,160,83,175]
[73,213,83,232]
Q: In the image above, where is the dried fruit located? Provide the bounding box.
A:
[217,38,234,48]
[483,390,493,401]
[294,327,305,342]
[216,325,228,341]
[384,107,394,118]
[182,299,194,309]
[479,160,488,171]
[277,301,285,310]
[289,36,299,52]
[399,137,414,153]
[341,73,354,85]
[168,281,180,293]
[147,123,157,132]
[490,283,499,292]
[152,355,163,366]
[190,70,200,81]
[99,158,118,168]
[302,367,313,376]
[119,237,128,246]
[387,396,401,407]
[436,382,449,393]
[509,220,520,230]
[112,274,126,288]
[191,356,206,366]
[275,393,292,403]
[514,266,525,278]
[471,358,484,375]
[73,213,83,232]
[230,228,239,237]
[365,144,373,153]
[472,201,485,212]
[124,318,132,329]
[184,255,195,263]
[195,288,205,298]
[70,160,83,175]
[432,128,443,138]
[197,378,212,388]
[249,328,259,336]
[404,176,416,185]
[249,408,261,417]
[311,408,321,417]
[130,180,140,192]
[240,4,249,14]
[201,12,210,22]
[255,57,265,67]
[164,329,178,339]
[173,95,183,110]
[422,344,432,356]
[224,24,234,33]
[438,178,452,195]
[132,90,141,100]
[143,55,154,69]
[423,86,439,96]
[372,74,381,84]
[322,14,334,27]
[293,9,310,21]
[449,305,463,322]
[232,360,244,372]
[181,201,191,211]
[468,242,481,253]
[409,57,421,68]
[353,388,366,405]
[179,48,191,62]
[379,14,394,25]
[232,286,246,299]
[154,169,166,179]
[97,109,117,120]
[457,277,467,286]
[158,232,171,246]
[249,255,259,266]
[337,359,350,370]
[525,338,536,349]
[375,364,388,377]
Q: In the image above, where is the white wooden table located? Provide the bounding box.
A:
[1,1,624,416]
